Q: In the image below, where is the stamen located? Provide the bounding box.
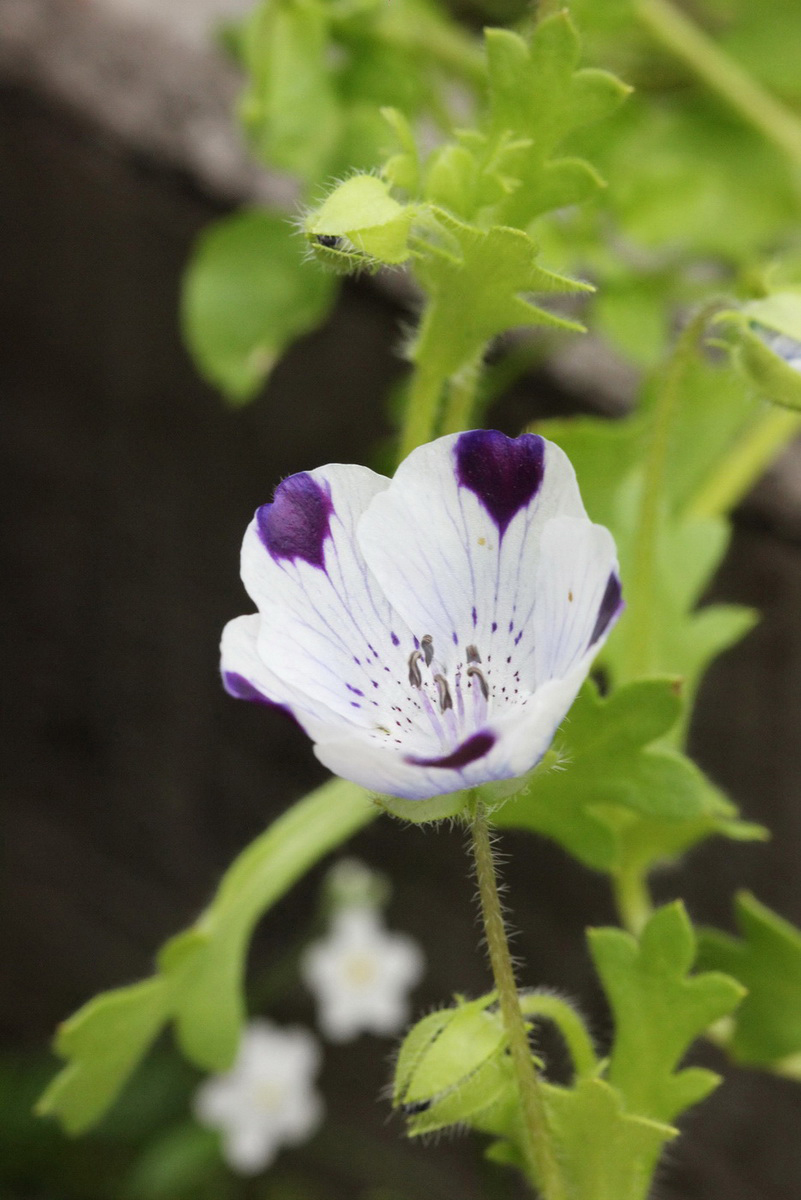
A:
[421,635,434,666]
[466,644,481,664]
[408,650,423,688]
[434,673,453,712]
[467,664,490,700]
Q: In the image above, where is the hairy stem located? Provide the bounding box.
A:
[635,0,801,170]
[469,801,565,1199]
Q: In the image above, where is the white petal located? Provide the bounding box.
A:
[193,1077,246,1128]
[528,516,621,685]
[222,1121,278,1175]
[238,464,424,737]
[221,615,339,742]
[357,432,587,685]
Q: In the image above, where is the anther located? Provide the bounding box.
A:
[434,673,453,712]
[466,644,481,664]
[421,634,434,666]
[467,665,490,700]
[408,650,423,688]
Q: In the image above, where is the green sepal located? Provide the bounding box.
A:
[37,779,378,1133]
[734,327,801,413]
[589,902,745,1123]
[306,175,413,265]
[182,209,336,403]
[393,992,503,1107]
[697,892,801,1070]
[495,678,763,879]
[373,785,472,824]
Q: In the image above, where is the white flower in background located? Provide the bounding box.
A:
[756,326,801,372]
[193,1021,323,1175]
[221,430,622,800]
[302,906,424,1041]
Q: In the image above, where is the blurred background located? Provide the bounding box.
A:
[2,1,801,1197]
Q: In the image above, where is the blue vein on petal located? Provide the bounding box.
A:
[454,430,545,538]
[257,472,333,569]
[589,572,623,647]
[408,730,495,769]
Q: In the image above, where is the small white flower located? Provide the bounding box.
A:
[193,1021,323,1175]
[221,431,622,799]
[302,907,424,1041]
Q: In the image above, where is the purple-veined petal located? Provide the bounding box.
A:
[240,465,430,738]
[357,431,587,686]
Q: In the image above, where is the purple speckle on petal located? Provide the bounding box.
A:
[455,430,545,538]
[589,572,624,646]
[256,472,333,569]
[391,631,400,647]
[452,631,458,645]
[472,606,477,627]
[346,684,364,697]
[408,730,496,770]
[491,621,497,634]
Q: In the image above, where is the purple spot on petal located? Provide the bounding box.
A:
[452,631,458,645]
[413,636,420,650]
[346,684,364,697]
[257,473,333,569]
[514,630,523,646]
[391,631,400,647]
[408,730,496,770]
[589,572,624,646]
[455,430,545,538]
[353,656,361,666]
[472,606,477,627]
[351,702,361,708]
[491,621,497,634]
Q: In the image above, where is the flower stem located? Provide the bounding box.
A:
[469,801,565,1199]
[399,360,446,460]
[683,407,801,521]
[618,303,717,681]
[441,358,482,437]
[635,0,801,170]
[612,866,654,937]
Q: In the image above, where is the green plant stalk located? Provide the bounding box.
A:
[612,865,654,937]
[441,357,483,436]
[619,303,717,680]
[469,800,566,1200]
[683,407,801,521]
[519,993,599,1080]
[399,357,446,459]
[635,0,801,170]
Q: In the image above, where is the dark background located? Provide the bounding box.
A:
[2,81,801,1199]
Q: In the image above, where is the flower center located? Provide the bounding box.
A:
[343,953,379,989]
[403,634,492,751]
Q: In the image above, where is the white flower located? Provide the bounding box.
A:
[193,1021,323,1175]
[221,430,622,800]
[302,907,424,1041]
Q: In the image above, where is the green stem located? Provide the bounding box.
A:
[441,359,482,436]
[619,303,717,681]
[683,407,801,520]
[612,867,654,936]
[469,801,565,1199]
[635,0,801,170]
[399,359,446,460]
[518,993,599,1081]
